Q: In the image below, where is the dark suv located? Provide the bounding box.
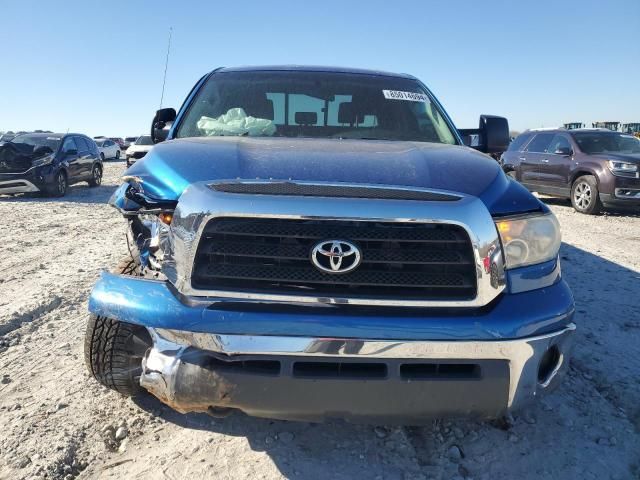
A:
[0,133,103,197]
[502,129,640,214]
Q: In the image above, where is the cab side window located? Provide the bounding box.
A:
[526,133,554,153]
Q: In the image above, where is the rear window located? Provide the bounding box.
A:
[507,133,533,152]
[526,133,555,153]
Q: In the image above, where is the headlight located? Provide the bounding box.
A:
[495,214,561,269]
[32,155,54,167]
[140,212,173,269]
[607,160,639,178]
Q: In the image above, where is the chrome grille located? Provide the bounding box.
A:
[191,218,477,300]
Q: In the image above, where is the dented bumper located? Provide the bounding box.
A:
[139,324,575,423]
[88,272,575,422]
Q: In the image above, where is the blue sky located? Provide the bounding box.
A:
[1,0,638,137]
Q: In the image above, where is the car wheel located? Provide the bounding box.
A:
[571,175,602,214]
[115,150,120,160]
[100,152,105,161]
[506,170,517,180]
[88,164,102,187]
[46,170,67,197]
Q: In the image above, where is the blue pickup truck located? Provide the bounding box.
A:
[84,66,575,424]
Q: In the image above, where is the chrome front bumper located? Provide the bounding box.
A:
[140,324,575,423]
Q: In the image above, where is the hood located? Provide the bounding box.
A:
[125,137,542,215]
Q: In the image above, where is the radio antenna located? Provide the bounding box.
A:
[159,27,173,109]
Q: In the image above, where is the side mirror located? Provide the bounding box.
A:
[459,115,510,154]
[151,107,177,144]
[555,146,572,156]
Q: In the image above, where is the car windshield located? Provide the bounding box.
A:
[572,132,640,154]
[11,134,61,152]
[95,140,105,146]
[135,135,153,145]
[125,137,138,142]
[175,71,458,144]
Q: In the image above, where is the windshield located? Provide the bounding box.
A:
[135,135,153,145]
[573,132,640,154]
[95,140,105,146]
[11,134,61,152]
[175,71,458,144]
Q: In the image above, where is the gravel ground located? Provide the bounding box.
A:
[1,161,639,480]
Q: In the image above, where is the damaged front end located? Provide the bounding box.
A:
[109,178,177,278]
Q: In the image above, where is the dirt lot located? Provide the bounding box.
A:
[1,161,639,480]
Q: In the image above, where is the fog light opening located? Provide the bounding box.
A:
[538,345,562,388]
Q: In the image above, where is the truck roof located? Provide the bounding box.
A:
[215,65,416,80]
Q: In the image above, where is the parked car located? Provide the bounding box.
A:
[95,138,121,160]
[124,135,153,166]
[502,128,640,214]
[123,136,138,149]
[0,133,103,196]
[109,137,126,149]
[84,66,574,424]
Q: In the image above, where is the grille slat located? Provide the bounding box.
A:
[192,218,477,300]
[203,219,467,243]
[195,264,473,289]
[205,241,471,265]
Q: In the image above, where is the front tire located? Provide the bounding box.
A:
[115,150,120,160]
[571,175,602,214]
[100,152,105,161]
[47,170,67,197]
[84,253,149,396]
[88,164,102,187]
[84,315,151,396]
[506,170,517,180]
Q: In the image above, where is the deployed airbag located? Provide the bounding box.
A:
[197,108,276,137]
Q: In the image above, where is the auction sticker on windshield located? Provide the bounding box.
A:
[382,90,428,102]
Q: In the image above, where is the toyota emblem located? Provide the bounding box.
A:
[310,240,362,274]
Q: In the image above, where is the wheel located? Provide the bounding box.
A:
[84,315,152,396]
[115,150,120,160]
[571,175,602,214]
[100,152,105,161]
[506,170,517,180]
[84,254,150,396]
[46,170,67,197]
[88,164,102,187]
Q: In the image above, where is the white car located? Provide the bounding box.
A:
[125,135,154,166]
[95,139,121,160]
